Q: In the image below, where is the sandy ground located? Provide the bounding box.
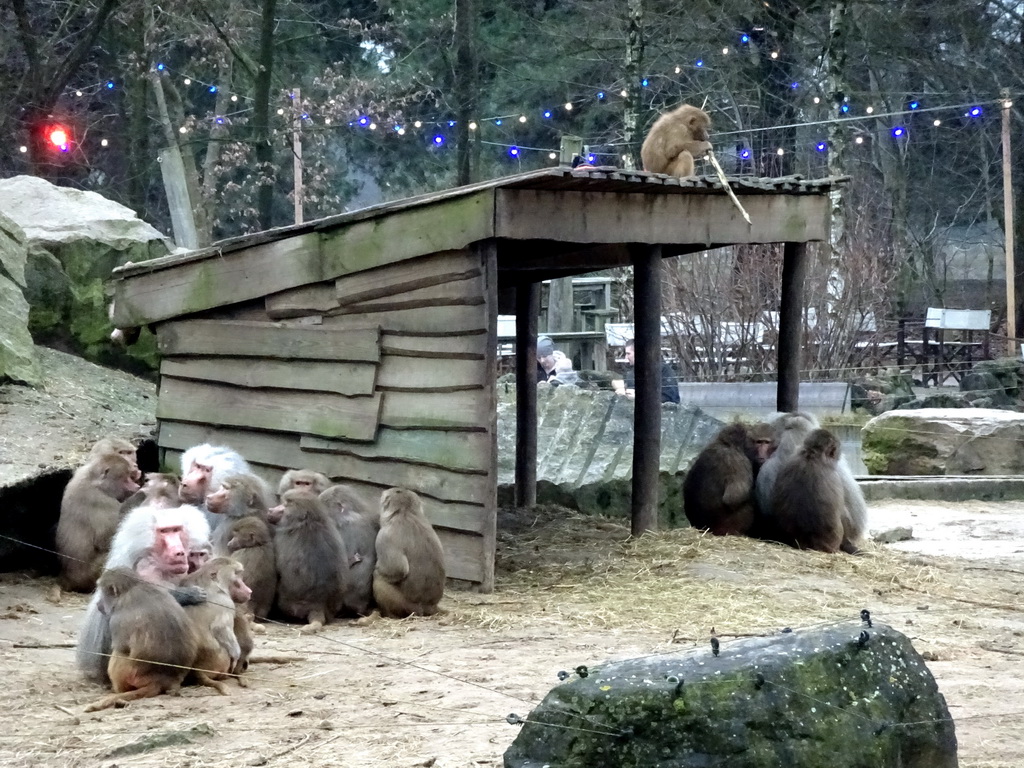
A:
[0,501,1023,768]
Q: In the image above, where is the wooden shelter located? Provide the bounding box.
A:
[110,167,835,590]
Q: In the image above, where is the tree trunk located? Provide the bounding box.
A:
[622,0,644,170]
[454,0,478,185]
[253,0,278,230]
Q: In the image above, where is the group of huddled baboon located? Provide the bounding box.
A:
[55,439,446,710]
[682,412,868,554]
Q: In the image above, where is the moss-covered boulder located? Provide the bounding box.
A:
[496,384,723,526]
[0,175,169,373]
[503,621,956,768]
[0,212,40,385]
[862,408,1024,475]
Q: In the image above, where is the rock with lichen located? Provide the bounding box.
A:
[503,621,956,768]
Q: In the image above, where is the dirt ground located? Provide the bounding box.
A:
[0,501,1022,768]
[2,351,1023,766]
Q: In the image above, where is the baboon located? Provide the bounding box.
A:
[179,444,252,528]
[274,489,348,631]
[89,437,141,480]
[748,422,775,477]
[320,484,378,616]
[232,605,255,678]
[640,104,713,178]
[373,488,445,618]
[75,504,210,684]
[224,515,276,619]
[83,568,198,712]
[206,473,273,551]
[770,429,848,554]
[681,423,757,536]
[278,468,333,498]
[180,557,252,692]
[56,453,141,592]
[119,472,181,515]
[755,412,819,516]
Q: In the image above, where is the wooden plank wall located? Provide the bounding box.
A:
[155,247,496,588]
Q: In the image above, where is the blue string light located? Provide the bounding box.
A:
[892,126,905,137]
[909,100,920,110]
[816,141,828,152]
[433,135,445,145]
[208,86,218,94]
[509,146,519,157]
[597,91,606,100]
[358,116,369,126]
[543,110,552,118]
[696,59,704,67]
[495,118,503,125]
[105,81,115,90]
[641,78,649,87]
[968,106,983,117]
[740,149,751,159]
[840,104,850,113]
[791,82,799,89]
[740,34,750,43]
[156,63,166,71]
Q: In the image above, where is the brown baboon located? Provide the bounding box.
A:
[278,468,333,498]
[681,423,758,536]
[90,437,141,480]
[770,429,847,554]
[320,484,379,616]
[83,568,199,712]
[373,488,445,618]
[640,104,713,178]
[224,515,277,619]
[56,454,141,592]
[119,472,181,515]
[180,557,252,692]
[274,489,348,631]
[206,473,273,551]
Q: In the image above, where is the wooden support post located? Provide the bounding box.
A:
[1002,92,1017,358]
[514,282,540,507]
[292,87,304,225]
[777,241,808,412]
[631,245,662,536]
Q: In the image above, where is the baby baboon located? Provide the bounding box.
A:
[320,484,378,616]
[84,567,198,712]
[681,423,757,536]
[640,104,713,178]
[224,515,276,619]
[770,429,847,554]
[56,453,141,592]
[274,489,348,631]
[373,488,445,618]
[180,557,252,692]
[232,605,255,679]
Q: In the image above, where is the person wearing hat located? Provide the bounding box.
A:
[536,335,579,386]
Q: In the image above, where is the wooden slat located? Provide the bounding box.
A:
[494,188,830,246]
[334,276,485,315]
[300,429,490,474]
[380,332,486,359]
[334,249,480,305]
[319,305,487,335]
[111,233,323,327]
[319,191,494,281]
[380,390,489,430]
[161,357,377,397]
[265,283,340,319]
[157,378,382,441]
[159,423,489,526]
[158,320,380,361]
[478,239,499,592]
[377,354,484,391]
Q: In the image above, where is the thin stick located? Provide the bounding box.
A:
[704,150,752,225]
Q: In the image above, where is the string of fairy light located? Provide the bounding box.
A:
[22,33,1012,165]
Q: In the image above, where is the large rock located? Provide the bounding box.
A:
[497,384,723,526]
[503,621,957,768]
[0,212,40,385]
[862,408,1024,475]
[0,175,168,371]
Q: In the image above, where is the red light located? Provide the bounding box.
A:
[48,126,70,150]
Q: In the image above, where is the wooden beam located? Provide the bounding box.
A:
[158,320,380,361]
[319,304,488,335]
[495,189,829,247]
[480,239,499,592]
[157,377,382,441]
[161,357,377,397]
[778,241,808,412]
[300,430,490,474]
[380,390,489,430]
[631,245,662,536]
[333,249,480,305]
[514,281,540,507]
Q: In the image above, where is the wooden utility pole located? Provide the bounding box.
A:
[1002,91,1017,358]
[514,282,540,507]
[292,88,303,225]
[777,242,808,412]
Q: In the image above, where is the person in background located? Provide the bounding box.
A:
[536,335,579,386]
[612,338,680,403]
